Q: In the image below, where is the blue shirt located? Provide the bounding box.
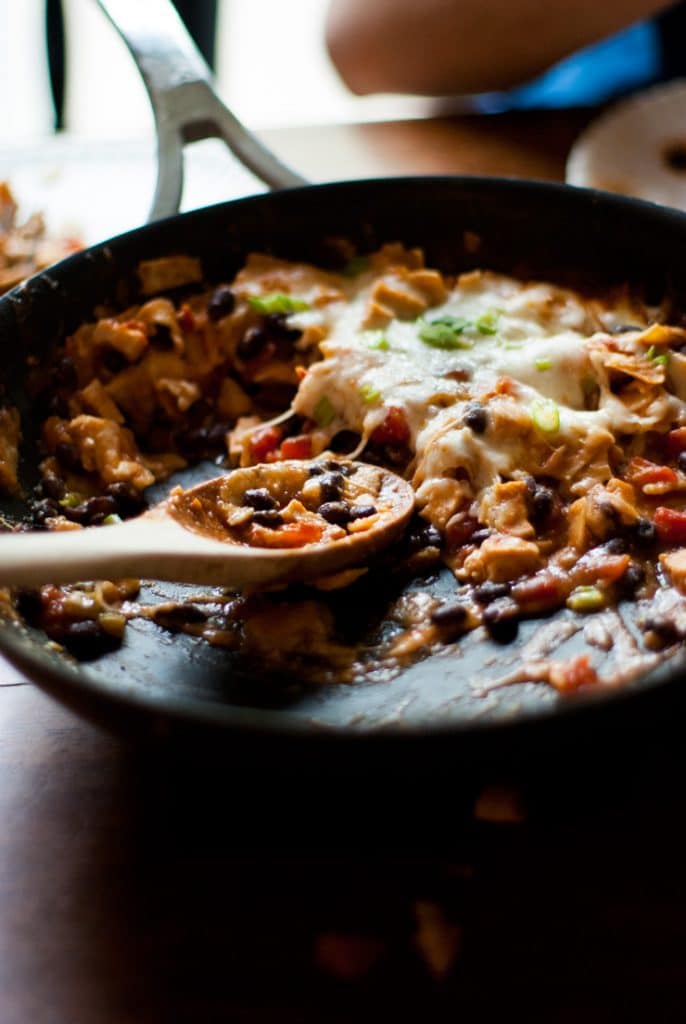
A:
[473,9,681,112]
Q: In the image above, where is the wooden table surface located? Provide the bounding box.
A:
[4,110,686,1024]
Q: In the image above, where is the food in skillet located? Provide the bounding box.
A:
[4,242,686,687]
[0,182,80,294]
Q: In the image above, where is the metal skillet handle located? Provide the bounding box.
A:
[96,0,307,221]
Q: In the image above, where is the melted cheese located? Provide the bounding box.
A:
[287,262,681,526]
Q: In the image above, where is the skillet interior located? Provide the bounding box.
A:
[3,175,686,748]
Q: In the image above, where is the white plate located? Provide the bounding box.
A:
[566,79,686,211]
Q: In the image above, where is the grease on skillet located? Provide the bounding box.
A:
[4,241,686,691]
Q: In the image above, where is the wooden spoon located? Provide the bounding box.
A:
[0,460,415,588]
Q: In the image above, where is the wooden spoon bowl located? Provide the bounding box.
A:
[0,459,415,589]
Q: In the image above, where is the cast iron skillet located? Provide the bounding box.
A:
[2,0,686,763]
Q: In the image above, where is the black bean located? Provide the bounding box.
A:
[14,589,43,623]
[318,471,345,503]
[151,323,175,350]
[329,431,361,455]
[62,503,88,525]
[629,517,657,547]
[406,522,443,553]
[319,501,352,526]
[421,525,442,548]
[61,620,120,660]
[53,355,77,389]
[102,349,128,374]
[349,505,376,520]
[474,581,511,604]
[187,399,213,428]
[612,323,644,334]
[243,488,278,511]
[431,601,468,628]
[251,510,284,527]
[66,494,119,526]
[469,528,491,547]
[324,459,353,477]
[105,482,147,517]
[206,285,236,322]
[265,313,301,342]
[205,422,231,448]
[602,536,628,555]
[463,402,488,434]
[678,451,686,474]
[85,495,119,518]
[619,561,646,595]
[38,473,66,501]
[153,603,209,631]
[380,444,410,468]
[55,442,81,472]
[530,485,554,524]
[177,427,210,457]
[308,463,325,476]
[29,498,61,527]
[237,325,269,360]
[482,597,520,642]
[47,394,69,418]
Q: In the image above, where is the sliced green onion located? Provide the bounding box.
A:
[653,352,669,367]
[566,585,605,613]
[475,310,499,335]
[530,398,560,435]
[59,492,84,509]
[419,316,473,350]
[342,255,369,277]
[535,358,552,371]
[645,345,656,361]
[359,384,381,405]
[313,395,336,427]
[248,293,310,314]
[103,513,123,526]
[365,332,390,352]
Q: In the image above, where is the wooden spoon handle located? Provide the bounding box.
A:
[0,519,164,587]
[0,516,285,588]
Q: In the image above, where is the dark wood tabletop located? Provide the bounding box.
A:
[4,110,686,1024]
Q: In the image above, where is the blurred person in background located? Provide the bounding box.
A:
[325,0,686,110]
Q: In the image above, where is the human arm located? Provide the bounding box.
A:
[325,0,676,96]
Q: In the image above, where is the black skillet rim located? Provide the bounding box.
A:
[2,173,686,743]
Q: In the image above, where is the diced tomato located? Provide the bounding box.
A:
[511,572,568,611]
[654,506,686,545]
[177,304,195,332]
[573,550,631,585]
[549,654,599,693]
[38,585,68,634]
[249,425,283,463]
[280,435,313,460]
[253,521,325,548]
[371,406,410,446]
[666,427,686,458]
[625,457,678,489]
